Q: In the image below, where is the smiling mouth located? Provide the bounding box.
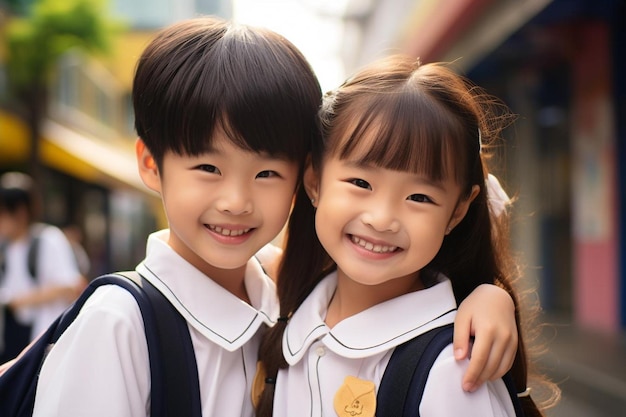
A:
[208,225,252,237]
[350,235,398,254]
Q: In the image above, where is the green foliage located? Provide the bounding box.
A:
[5,0,125,92]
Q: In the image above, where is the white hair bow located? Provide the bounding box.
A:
[486,174,511,217]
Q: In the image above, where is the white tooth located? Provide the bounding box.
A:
[214,226,222,233]
[373,245,381,253]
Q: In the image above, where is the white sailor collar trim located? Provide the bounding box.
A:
[283,272,457,363]
[136,230,279,352]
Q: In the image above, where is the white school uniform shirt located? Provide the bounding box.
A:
[0,224,81,339]
[33,229,280,417]
[273,272,516,417]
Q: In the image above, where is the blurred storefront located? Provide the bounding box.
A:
[339,0,624,332]
[0,0,232,274]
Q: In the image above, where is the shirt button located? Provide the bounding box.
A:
[315,346,326,357]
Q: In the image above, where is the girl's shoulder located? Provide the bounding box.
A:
[422,344,515,416]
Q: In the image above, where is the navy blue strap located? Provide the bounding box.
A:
[377,324,525,417]
[53,272,201,417]
[377,324,454,417]
[137,274,202,417]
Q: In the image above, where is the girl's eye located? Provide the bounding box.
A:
[408,194,433,203]
[349,178,371,190]
[256,170,280,179]
[198,164,221,174]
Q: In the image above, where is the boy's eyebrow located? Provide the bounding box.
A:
[200,145,292,162]
[199,144,220,154]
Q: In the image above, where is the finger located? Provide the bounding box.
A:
[472,339,506,389]
[453,313,471,360]
[470,328,518,389]
[489,334,518,381]
[462,335,493,392]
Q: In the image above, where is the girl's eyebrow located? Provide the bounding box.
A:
[408,174,448,192]
[345,159,449,191]
[341,159,374,170]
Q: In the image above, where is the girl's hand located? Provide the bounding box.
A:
[453,284,517,392]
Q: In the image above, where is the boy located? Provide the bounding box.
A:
[32,16,322,417]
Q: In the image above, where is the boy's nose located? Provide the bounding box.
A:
[216,190,253,215]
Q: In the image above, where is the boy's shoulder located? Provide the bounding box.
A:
[64,282,146,336]
[255,243,283,281]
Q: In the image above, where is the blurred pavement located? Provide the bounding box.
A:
[538,316,626,417]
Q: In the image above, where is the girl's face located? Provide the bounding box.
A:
[137,130,299,285]
[307,151,476,290]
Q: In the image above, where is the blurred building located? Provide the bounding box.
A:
[335,0,624,333]
[0,0,232,275]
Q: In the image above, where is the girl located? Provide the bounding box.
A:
[256,55,559,416]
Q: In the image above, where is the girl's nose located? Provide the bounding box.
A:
[361,206,400,233]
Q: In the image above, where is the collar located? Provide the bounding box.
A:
[283,272,457,363]
[136,230,280,351]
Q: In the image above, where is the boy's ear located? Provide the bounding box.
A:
[447,185,480,234]
[303,158,320,207]
[135,138,162,194]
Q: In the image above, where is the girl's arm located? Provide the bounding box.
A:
[453,284,517,392]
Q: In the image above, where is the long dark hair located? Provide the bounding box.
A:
[257,55,559,416]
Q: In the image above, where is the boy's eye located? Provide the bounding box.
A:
[349,178,371,190]
[256,170,280,179]
[198,164,221,174]
[407,194,433,203]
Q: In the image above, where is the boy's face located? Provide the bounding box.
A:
[306,153,476,290]
[137,132,299,282]
[0,206,27,241]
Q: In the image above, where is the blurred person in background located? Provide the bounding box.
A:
[0,172,84,364]
[62,224,92,281]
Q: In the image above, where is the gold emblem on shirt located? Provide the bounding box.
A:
[333,376,376,417]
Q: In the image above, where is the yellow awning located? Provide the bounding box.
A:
[0,111,148,194]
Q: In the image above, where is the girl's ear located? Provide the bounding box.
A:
[303,158,320,207]
[136,138,162,194]
[447,185,480,234]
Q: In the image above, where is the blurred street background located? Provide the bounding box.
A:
[1,0,624,415]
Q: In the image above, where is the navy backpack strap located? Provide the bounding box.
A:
[130,273,202,417]
[377,324,454,417]
[377,323,525,417]
[97,272,202,417]
[502,372,526,416]
[0,274,140,416]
